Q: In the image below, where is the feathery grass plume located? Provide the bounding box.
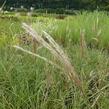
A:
[80,29,87,58]
[13,45,62,70]
[22,23,82,89]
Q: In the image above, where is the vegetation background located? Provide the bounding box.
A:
[0,0,109,11]
[0,0,109,109]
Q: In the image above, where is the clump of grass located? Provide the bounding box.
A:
[32,11,109,50]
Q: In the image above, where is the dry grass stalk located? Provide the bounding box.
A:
[80,29,87,58]
[32,37,37,53]
[91,93,101,108]
[16,23,82,89]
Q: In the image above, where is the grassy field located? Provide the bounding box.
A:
[0,11,109,109]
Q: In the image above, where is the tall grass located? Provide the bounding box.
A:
[32,11,109,49]
[0,11,109,109]
[0,44,109,109]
